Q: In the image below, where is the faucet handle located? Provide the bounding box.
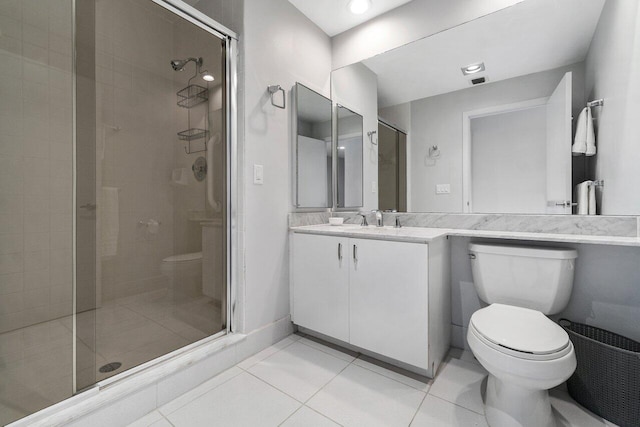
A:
[395,216,402,228]
[357,213,368,227]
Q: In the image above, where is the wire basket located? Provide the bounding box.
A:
[177,128,207,141]
[177,84,208,108]
[560,319,640,427]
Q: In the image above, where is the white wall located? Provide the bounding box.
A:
[332,0,523,70]
[195,0,333,333]
[409,63,585,212]
[449,237,640,348]
[331,63,378,211]
[241,0,332,332]
[470,107,547,214]
[585,0,640,215]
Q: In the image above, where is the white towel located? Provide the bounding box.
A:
[588,182,597,215]
[585,107,596,156]
[572,107,596,156]
[575,180,591,215]
[572,108,588,155]
[101,187,119,257]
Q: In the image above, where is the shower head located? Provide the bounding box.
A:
[170,57,203,71]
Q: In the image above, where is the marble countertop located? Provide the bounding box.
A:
[291,224,640,247]
[291,224,450,243]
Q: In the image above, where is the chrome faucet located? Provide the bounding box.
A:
[372,210,383,227]
[357,213,368,227]
[395,216,402,228]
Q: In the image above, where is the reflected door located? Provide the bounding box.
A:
[378,122,407,212]
[545,72,573,214]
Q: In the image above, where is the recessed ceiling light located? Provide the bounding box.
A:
[348,0,372,15]
[461,62,485,75]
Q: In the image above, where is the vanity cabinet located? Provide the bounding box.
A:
[291,231,450,376]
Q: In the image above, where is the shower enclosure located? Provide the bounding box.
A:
[0,1,235,424]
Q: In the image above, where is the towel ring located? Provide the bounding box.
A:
[268,85,285,109]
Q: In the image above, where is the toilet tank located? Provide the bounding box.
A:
[468,243,578,315]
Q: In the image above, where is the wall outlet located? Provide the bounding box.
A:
[372,181,377,193]
[253,164,264,185]
[436,184,450,194]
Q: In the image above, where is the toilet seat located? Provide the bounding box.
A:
[470,303,571,361]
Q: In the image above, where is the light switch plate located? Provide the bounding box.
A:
[253,164,264,185]
[436,184,450,194]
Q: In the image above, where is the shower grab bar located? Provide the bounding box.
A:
[268,85,285,109]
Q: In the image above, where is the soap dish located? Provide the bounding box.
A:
[329,217,344,226]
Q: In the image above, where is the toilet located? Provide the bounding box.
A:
[466,243,578,427]
[161,252,203,300]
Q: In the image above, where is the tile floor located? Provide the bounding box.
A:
[0,288,222,425]
[128,334,617,427]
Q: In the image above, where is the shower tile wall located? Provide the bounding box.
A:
[0,0,74,423]
[171,18,224,256]
[0,0,74,333]
[96,0,176,301]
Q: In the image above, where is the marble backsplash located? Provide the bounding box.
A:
[289,212,639,237]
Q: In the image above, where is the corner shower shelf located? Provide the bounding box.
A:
[177,84,208,109]
[177,128,208,141]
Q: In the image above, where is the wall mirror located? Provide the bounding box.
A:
[336,105,364,208]
[295,83,333,208]
[332,0,640,215]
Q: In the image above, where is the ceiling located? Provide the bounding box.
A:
[288,0,414,37]
[364,0,606,108]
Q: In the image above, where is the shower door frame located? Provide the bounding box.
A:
[73,0,239,392]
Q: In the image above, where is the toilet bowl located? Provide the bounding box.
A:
[466,243,578,427]
[161,252,202,300]
[468,304,576,427]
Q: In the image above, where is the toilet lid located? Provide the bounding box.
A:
[470,304,569,355]
[162,252,202,263]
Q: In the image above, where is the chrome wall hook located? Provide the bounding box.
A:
[367,130,377,145]
[268,85,285,109]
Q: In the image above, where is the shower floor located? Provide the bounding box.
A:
[0,288,223,426]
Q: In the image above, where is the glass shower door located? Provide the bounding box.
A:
[76,0,229,384]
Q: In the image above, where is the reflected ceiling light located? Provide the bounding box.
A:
[461,62,485,75]
[201,71,215,82]
[338,146,346,150]
[348,0,371,15]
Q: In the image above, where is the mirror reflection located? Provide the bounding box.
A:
[332,0,640,215]
[295,83,332,208]
[336,105,363,208]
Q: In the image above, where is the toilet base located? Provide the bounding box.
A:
[485,375,556,427]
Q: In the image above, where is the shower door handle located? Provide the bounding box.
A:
[79,203,97,211]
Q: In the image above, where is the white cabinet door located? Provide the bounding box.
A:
[292,233,350,342]
[349,238,429,369]
[546,71,573,214]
